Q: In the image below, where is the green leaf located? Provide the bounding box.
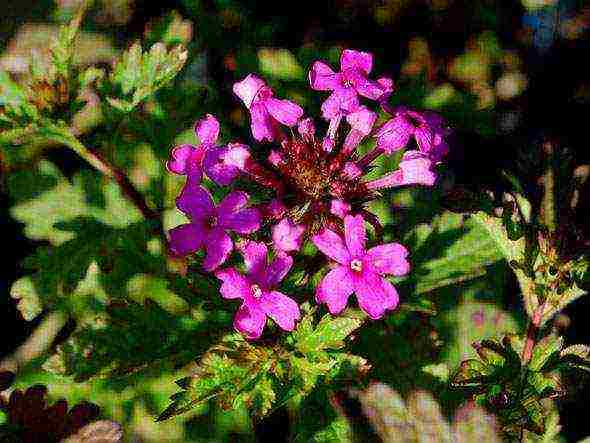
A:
[294,309,365,354]
[529,334,564,372]
[10,277,43,321]
[106,42,187,112]
[405,212,504,294]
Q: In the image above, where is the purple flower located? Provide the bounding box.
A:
[312,214,409,319]
[168,184,261,271]
[216,241,301,339]
[365,151,437,190]
[309,49,392,120]
[233,74,304,142]
[375,106,449,156]
[272,217,306,253]
[167,114,250,186]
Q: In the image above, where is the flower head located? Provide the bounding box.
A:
[375,106,450,158]
[233,74,304,142]
[309,49,392,120]
[312,214,409,319]
[167,114,250,186]
[168,184,261,270]
[216,241,301,339]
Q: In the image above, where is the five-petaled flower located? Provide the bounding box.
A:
[309,49,392,120]
[216,241,301,339]
[167,114,250,186]
[313,214,410,319]
[169,184,261,271]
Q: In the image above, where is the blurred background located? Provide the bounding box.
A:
[1,0,589,440]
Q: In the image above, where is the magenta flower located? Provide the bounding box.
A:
[312,214,409,319]
[365,151,437,190]
[233,74,304,142]
[309,49,392,120]
[374,106,449,157]
[272,218,306,253]
[216,241,301,339]
[167,114,250,186]
[168,184,261,271]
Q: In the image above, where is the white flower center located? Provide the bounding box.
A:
[251,284,263,299]
[350,259,363,272]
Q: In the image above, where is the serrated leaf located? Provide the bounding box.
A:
[294,310,365,354]
[106,42,187,112]
[529,334,564,372]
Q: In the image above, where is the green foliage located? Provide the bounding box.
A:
[159,307,368,422]
[104,42,188,113]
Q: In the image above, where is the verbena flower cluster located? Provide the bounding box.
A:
[167,49,451,339]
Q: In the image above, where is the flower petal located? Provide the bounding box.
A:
[344,214,366,258]
[272,218,305,253]
[353,272,398,319]
[250,102,275,142]
[320,88,359,120]
[222,208,261,234]
[355,77,390,100]
[259,290,300,332]
[312,228,351,265]
[203,147,241,186]
[238,240,267,279]
[168,223,205,256]
[176,183,214,221]
[166,144,204,178]
[365,243,410,276]
[215,267,250,299]
[414,126,434,152]
[233,74,266,109]
[194,114,220,145]
[308,61,340,91]
[316,266,354,315]
[340,49,373,74]
[399,151,437,186]
[265,98,304,127]
[346,106,377,135]
[217,191,249,216]
[203,227,233,271]
[224,143,250,169]
[265,253,293,288]
[330,199,351,218]
[234,303,266,339]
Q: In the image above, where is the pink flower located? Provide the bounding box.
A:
[330,199,351,218]
[365,151,437,190]
[233,74,304,142]
[342,105,377,154]
[166,114,250,186]
[272,218,306,252]
[312,214,409,319]
[375,106,449,156]
[216,241,301,339]
[309,49,392,120]
[168,184,261,271]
